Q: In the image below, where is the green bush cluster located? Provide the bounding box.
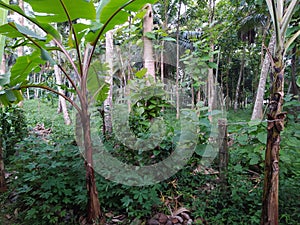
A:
[0,106,27,157]
[8,135,86,225]
[1,100,299,224]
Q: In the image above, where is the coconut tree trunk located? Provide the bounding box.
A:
[103,30,114,137]
[143,4,155,80]
[207,0,216,120]
[251,34,276,120]
[175,0,182,119]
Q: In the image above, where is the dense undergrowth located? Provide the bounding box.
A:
[0,99,299,224]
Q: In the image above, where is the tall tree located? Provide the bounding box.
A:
[251,34,275,120]
[103,29,114,136]
[143,3,155,80]
[207,0,216,119]
[261,0,300,224]
[234,45,246,112]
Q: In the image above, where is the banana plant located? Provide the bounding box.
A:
[0,0,156,223]
[262,0,299,224]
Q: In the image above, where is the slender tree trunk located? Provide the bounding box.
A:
[207,0,216,120]
[103,30,114,137]
[251,34,276,120]
[290,45,298,95]
[54,64,71,125]
[234,46,246,112]
[143,4,155,80]
[81,112,102,224]
[175,0,182,119]
[160,0,168,83]
[261,47,286,225]
[225,55,231,110]
[80,46,103,224]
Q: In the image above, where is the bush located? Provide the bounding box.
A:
[8,135,86,225]
[0,106,27,158]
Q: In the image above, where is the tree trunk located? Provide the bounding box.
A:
[261,48,285,225]
[234,46,246,112]
[175,0,182,119]
[207,0,216,120]
[143,4,155,80]
[54,64,71,125]
[251,34,276,120]
[81,109,103,224]
[103,30,114,137]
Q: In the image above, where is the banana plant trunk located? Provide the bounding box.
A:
[80,102,103,224]
[261,50,286,225]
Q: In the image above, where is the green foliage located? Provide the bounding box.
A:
[0,105,27,157]
[189,171,262,225]
[96,178,162,219]
[229,120,266,169]
[9,135,86,225]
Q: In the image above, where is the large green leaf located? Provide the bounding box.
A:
[25,0,96,23]
[0,22,47,41]
[93,0,157,42]
[0,89,23,106]
[0,1,60,40]
[10,51,45,86]
[98,0,156,23]
[87,61,109,103]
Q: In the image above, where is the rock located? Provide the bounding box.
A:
[147,218,159,225]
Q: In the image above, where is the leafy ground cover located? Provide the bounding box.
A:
[0,99,299,224]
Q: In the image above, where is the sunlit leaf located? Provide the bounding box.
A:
[0,1,60,40]
[135,68,147,78]
[24,0,96,23]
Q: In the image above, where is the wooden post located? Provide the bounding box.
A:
[218,119,228,182]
